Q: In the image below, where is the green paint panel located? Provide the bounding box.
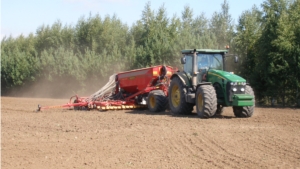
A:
[232,94,254,106]
[208,69,246,82]
[207,69,247,106]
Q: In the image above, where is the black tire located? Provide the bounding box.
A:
[196,85,217,118]
[168,76,194,115]
[147,90,168,112]
[215,104,224,115]
[233,85,255,118]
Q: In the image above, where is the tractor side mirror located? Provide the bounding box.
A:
[181,57,186,64]
[234,56,239,63]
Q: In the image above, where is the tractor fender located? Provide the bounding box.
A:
[170,72,194,103]
[195,82,212,91]
[170,71,192,87]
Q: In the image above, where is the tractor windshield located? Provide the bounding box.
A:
[198,54,223,70]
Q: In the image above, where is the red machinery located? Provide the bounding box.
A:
[37,65,176,112]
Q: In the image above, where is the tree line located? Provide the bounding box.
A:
[1,0,300,106]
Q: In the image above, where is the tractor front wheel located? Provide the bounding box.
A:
[168,76,194,115]
[233,85,255,118]
[147,90,168,112]
[196,85,217,118]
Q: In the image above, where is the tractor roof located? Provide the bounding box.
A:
[181,49,228,54]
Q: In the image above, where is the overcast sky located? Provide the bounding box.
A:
[1,0,265,39]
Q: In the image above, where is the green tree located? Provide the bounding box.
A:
[272,0,300,105]
[134,2,180,67]
[210,0,234,49]
[1,35,40,93]
[234,5,262,77]
[255,0,290,105]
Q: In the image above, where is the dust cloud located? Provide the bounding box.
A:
[2,76,110,99]
[2,64,142,99]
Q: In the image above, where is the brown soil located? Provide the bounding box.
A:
[2,97,300,169]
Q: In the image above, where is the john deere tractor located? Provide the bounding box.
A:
[168,49,255,118]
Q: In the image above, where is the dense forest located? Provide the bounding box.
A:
[1,0,300,106]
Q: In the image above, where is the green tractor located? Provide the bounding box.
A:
[168,49,255,118]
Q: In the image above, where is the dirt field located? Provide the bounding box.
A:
[1,97,300,169]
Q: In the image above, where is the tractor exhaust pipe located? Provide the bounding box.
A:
[192,49,198,91]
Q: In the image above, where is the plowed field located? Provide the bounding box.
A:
[2,97,300,169]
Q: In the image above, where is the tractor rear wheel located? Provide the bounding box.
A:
[196,85,217,118]
[233,85,255,118]
[168,76,194,115]
[147,90,168,112]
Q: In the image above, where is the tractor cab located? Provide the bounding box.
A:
[181,49,227,83]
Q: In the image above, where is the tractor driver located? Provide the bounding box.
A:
[198,56,209,68]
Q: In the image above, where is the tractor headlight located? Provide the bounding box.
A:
[241,88,245,92]
[230,82,237,86]
[232,88,237,92]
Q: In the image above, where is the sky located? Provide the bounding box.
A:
[1,0,265,39]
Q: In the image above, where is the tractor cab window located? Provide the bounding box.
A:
[183,55,193,74]
[197,54,223,70]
